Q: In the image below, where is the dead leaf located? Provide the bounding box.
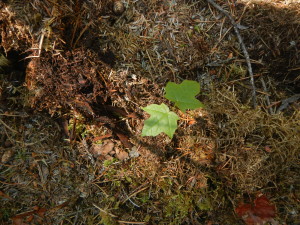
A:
[235,194,276,225]
[90,140,114,157]
[12,217,28,225]
[12,206,47,225]
[26,215,34,223]
[104,155,113,161]
[115,148,129,161]
[253,194,276,219]
[115,131,133,148]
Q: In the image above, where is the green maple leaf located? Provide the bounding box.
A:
[142,103,180,138]
[164,80,204,112]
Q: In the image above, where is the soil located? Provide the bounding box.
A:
[0,0,299,224]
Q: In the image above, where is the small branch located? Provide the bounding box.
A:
[206,0,257,108]
[276,94,300,113]
[260,77,273,114]
[92,203,117,218]
[0,119,18,133]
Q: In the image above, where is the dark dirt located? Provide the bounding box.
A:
[0,0,299,224]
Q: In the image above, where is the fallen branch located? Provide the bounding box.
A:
[206,0,257,108]
[277,94,300,113]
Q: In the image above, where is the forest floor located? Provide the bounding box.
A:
[0,0,299,224]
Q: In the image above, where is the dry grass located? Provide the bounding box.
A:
[1,0,300,224]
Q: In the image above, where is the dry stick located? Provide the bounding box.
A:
[206,0,257,108]
[260,77,273,114]
[0,119,18,133]
[277,94,300,113]
[73,20,93,48]
[226,73,262,84]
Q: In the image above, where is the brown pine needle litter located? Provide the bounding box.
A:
[0,0,299,224]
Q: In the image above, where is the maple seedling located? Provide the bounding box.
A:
[142,103,179,138]
[142,80,204,138]
[164,80,204,112]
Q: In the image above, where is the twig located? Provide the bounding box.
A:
[276,94,300,113]
[260,77,273,114]
[73,20,93,48]
[92,203,117,218]
[122,188,140,208]
[226,73,262,84]
[0,119,18,133]
[206,0,257,108]
[122,186,149,204]
[117,221,145,224]
[0,113,28,117]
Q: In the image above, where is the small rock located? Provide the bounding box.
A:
[129,146,140,158]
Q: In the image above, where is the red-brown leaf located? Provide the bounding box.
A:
[12,206,47,225]
[235,194,276,225]
[235,203,252,217]
[12,217,29,225]
[253,195,276,219]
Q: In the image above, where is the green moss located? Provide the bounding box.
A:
[103,158,118,167]
[144,215,151,222]
[99,211,118,225]
[197,197,212,211]
[164,193,193,224]
[229,63,247,78]
[138,193,150,204]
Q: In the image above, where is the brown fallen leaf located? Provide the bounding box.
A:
[12,206,47,225]
[115,132,133,149]
[12,217,28,225]
[115,148,129,161]
[90,140,114,157]
[236,194,276,225]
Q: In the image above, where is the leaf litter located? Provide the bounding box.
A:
[0,0,299,224]
[236,194,277,225]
